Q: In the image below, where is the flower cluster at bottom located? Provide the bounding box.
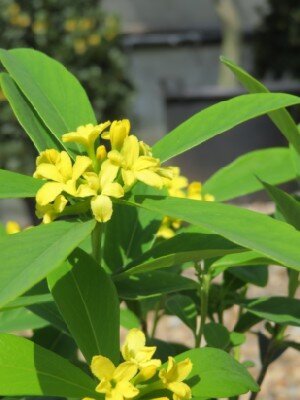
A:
[84,329,193,400]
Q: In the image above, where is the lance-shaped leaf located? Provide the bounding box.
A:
[221,56,300,154]
[166,347,259,397]
[118,195,300,272]
[115,232,242,278]
[0,220,95,307]
[48,248,120,364]
[153,93,300,162]
[0,334,98,398]
[243,297,300,327]
[0,73,62,152]
[203,147,296,201]
[0,169,43,198]
[0,308,48,332]
[0,48,96,155]
[166,294,197,332]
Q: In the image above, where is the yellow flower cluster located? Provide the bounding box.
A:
[5,221,21,234]
[33,120,172,224]
[157,167,215,239]
[85,329,193,400]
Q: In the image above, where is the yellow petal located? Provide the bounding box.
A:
[135,365,158,383]
[102,182,124,199]
[5,221,21,234]
[122,135,139,167]
[76,184,97,198]
[122,329,146,361]
[95,378,112,394]
[168,382,191,400]
[121,169,136,190]
[100,160,119,188]
[204,194,215,202]
[135,170,163,189]
[35,149,60,166]
[108,150,124,165]
[53,195,68,213]
[110,119,130,150]
[113,361,138,382]
[72,156,92,180]
[96,145,107,161]
[91,355,115,380]
[116,380,139,399]
[167,357,193,383]
[91,194,113,222]
[36,182,64,205]
[133,156,159,171]
[34,164,64,183]
[58,151,73,180]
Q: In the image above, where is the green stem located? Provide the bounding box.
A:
[195,266,211,347]
[92,222,102,265]
[150,297,164,338]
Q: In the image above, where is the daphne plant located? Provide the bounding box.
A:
[0,48,300,400]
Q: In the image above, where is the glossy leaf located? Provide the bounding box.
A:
[203,322,230,349]
[229,265,269,287]
[0,308,48,332]
[0,48,96,155]
[153,93,300,162]
[0,220,95,307]
[203,148,296,201]
[173,347,259,397]
[0,169,43,198]
[244,297,300,326]
[116,232,242,278]
[0,294,53,312]
[166,294,197,331]
[221,56,300,153]
[120,309,140,330]
[261,180,300,229]
[0,73,61,152]
[48,248,120,364]
[115,271,196,300]
[120,196,300,272]
[0,334,98,398]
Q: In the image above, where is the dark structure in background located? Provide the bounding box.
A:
[255,0,300,79]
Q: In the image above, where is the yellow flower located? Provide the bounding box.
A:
[102,119,131,151]
[91,355,139,400]
[34,149,91,206]
[108,135,165,191]
[187,181,202,200]
[121,329,161,373]
[166,167,188,198]
[77,160,124,223]
[159,357,193,400]
[88,33,101,46]
[156,216,181,239]
[62,122,111,150]
[35,195,68,224]
[5,221,21,234]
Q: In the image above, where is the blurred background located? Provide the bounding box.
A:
[0,2,299,398]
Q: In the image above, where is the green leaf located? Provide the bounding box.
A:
[32,326,78,360]
[120,308,140,330]
[203,322,230,349]
[48,248,120,364]
[0,48,96,155]
[120,196,300,272]
[115,271,196,300]
[221,57,300,153]
[28,302,68,333]
[244,297,300,326]
[203,147,296,201]
[166,294,197,331]
[261,180,300,229]
[0,73,61,152]
[0,333,98,398]
[0,294,53,312]
[229,265,269,287]
[103,185,162,273]
[147,338,189,363]
[116,232,242,278]
[211,251,274,277]
[230,332,246,347]
[153,93,300,162]
[0,169,43,198]
[173,347,259,397]
[0,219,95,307]
[0,308,48,332]
[235,312,262,333]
